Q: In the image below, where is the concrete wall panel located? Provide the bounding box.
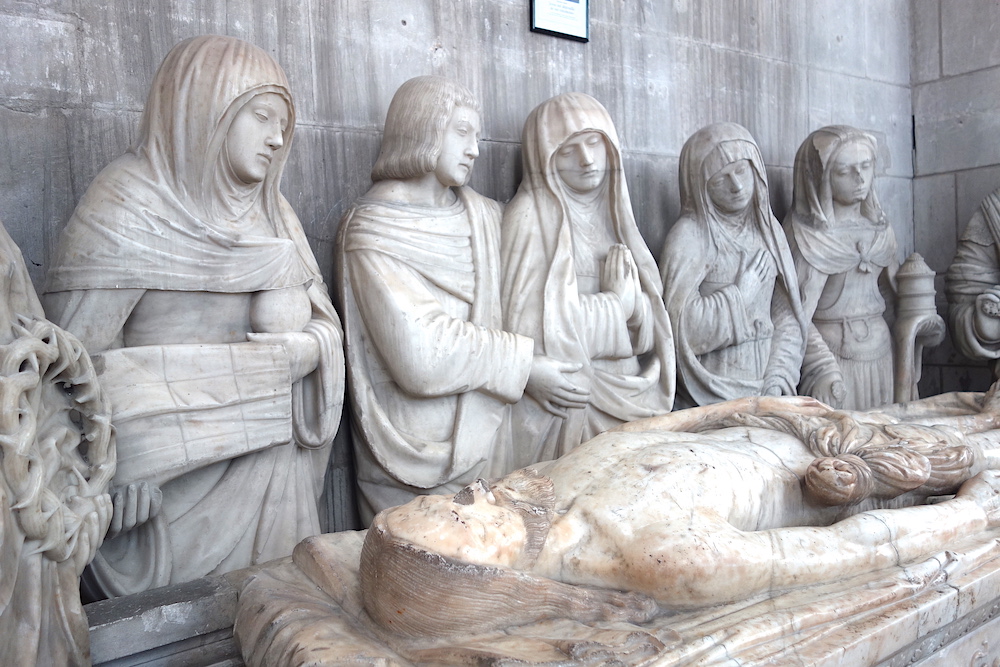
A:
[880,174,917,258]
[913,173,958,273]
[913,66,1000,175]
[910,0,1000,394]
[807,72,913,178]
[940,0,1000,76]
[910,0,941,84]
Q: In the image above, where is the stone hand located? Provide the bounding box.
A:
[811,373,847,408]
[108,481,162,538]
[956,470,1000,527]
[525,355,590,418]
[69,493,112,573]
[974,286,1000,343]
[247,330,320,382]
[601,244,637,320]
[736,249,769,297]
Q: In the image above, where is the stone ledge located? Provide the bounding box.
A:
[87,559,288,666]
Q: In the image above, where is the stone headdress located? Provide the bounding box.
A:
[46,35,317,294]
[663,122,807,405]
[785,125,895,276]
[359,468,657,637]
[501,92,675,457]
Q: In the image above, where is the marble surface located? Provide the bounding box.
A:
[42,35,344,598]
[893,252,946,402]
[236,526,1000,666]
[0,220,114,665]
[499,92,675,469]
[237,391,1000,666]
[660,122,808,408]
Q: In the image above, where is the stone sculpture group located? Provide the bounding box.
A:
[4,32,1000,666]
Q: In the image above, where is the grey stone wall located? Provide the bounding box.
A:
[911,0,1000,395]
[1,1,914,284]
[0,0,916,529]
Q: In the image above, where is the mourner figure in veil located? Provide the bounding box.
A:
[786,125,898,410]
[501,92,675,467]
[660,122,808,408]
[44,35,344,597]
[338,77,584,522]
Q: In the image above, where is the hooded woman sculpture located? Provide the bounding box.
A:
[660,122,808,408]
[501,93,675,467]
[43,36,344,597]
[785,125,898,410]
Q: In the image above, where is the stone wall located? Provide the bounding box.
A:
[0,0,915,529]
[911,0,1000,395]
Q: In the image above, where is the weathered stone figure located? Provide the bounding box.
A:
[660,122,808,407]
[947,186,1000,377]
[0,220,115,664]
[500,92,675,468]
[338,76,581,522]
[785,126,899,409]
[361,391,1000,638]
[44,35,344,597]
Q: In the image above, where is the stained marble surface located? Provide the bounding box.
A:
[235,527,1000,666]
[235,391,1000,666]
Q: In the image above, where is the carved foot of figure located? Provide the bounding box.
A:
[957,470,1000,527]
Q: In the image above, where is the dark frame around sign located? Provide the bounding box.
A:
[530,0,589,43]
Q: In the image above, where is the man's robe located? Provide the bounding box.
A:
[338,188,533,522]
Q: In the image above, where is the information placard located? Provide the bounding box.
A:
[530,0,589,42]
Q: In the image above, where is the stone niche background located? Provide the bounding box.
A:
[0,0,995,530]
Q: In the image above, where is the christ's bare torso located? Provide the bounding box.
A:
[534,428,844,587]
[532,425,978,608]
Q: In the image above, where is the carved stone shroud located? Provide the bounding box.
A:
[235,389,1000,666]
[234,528,1000,666]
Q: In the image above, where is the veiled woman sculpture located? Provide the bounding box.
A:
[785,126,898,410]
[501,92,675,467]
[43,36,344,597]
[338,77,583,522]
[660,122,807,408]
